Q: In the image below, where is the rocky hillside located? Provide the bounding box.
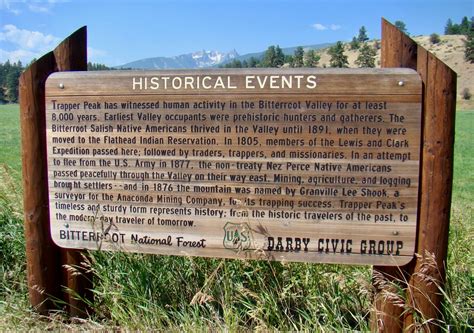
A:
[315,35,473,110]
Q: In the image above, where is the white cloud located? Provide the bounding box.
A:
[0,26,111,65]
[312,23,342,31]
[28,3,50,12]
[312,23,327,31]
[0,24,60,50]
[0,48,36,63]
[0,25,60,63]
[28,0,62,13]
[1,0,61,14]
[0,0,21,14]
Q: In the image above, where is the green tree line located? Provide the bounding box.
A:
[445,16,472,35]
[87,62,114,70]
[222,31,377,70]
[221,45,324,69]
[0,61,115,104]
[0,61,23,104]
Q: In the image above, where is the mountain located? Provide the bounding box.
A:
[117,50,239,69]
[116,43,333,69]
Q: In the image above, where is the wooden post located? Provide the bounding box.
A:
[371,19,418,333]
[20,51,62,314]
[20,26,91,316]
[372,19,456,332]
[404,38,456,333]
[52,26,93,318]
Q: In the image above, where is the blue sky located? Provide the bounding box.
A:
[0,0,472,66]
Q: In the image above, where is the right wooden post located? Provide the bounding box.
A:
[373,19,456,332]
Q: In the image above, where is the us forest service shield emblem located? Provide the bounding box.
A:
[223,222,252,252]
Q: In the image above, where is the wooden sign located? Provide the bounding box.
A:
[45,69,421,266]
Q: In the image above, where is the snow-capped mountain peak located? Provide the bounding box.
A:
[117,49,239,70]
[191,50,238,67]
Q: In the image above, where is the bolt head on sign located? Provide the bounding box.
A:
[45,68,421,266]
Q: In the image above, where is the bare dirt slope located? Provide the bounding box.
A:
[316,35,473,110]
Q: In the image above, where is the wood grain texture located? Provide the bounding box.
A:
[403,42,457,333]
[45,69,421,267]
[20,51,62,315]
[20,26,91,317]
[46,68,420,96]
[53,26,87,72]
[52,25,92,318]
[376,18,456,333]
[372,18,420,333]
[381,19,418,70]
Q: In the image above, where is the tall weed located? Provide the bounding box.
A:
[0,165,24,296]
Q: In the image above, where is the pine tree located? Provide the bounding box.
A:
[445,19,454,34]
[274,45,285,67]
[358,26,369,42]
[465,30,474,63]
[328,41,348,68]
[445,17,472,35]
[263,46,276,67]
[460,16,470,35]
[6,66,21,103]
[248,57,259,68]
[355,43,377,68]
[292,46,304,67]
[350,37,360,50]
[0,63,6,88]
[0,86,6,104]
[304,49,320,67]
[394,20,408,34]
[0,63,7,102]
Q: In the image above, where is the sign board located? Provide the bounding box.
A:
[45,69,421,266]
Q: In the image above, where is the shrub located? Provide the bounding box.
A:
[430,33,441,44]
[461,88,471,100]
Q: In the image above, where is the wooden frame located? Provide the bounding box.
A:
[20,20,456,331]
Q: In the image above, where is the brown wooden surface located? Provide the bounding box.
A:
[374,19,456,332]
[53,26,88,72]
[20,51,62,314]
[45,69,421,267]
[52,26,92,318]
[46,68,420,96]
[372,18,420,333]
[403,41,456,333]
[20,26,91,316]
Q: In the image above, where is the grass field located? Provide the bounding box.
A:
[0,104,472,331]
[0,104,22,178]
[452,110,474,205]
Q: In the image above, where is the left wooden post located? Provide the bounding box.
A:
[20,26,92,316]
